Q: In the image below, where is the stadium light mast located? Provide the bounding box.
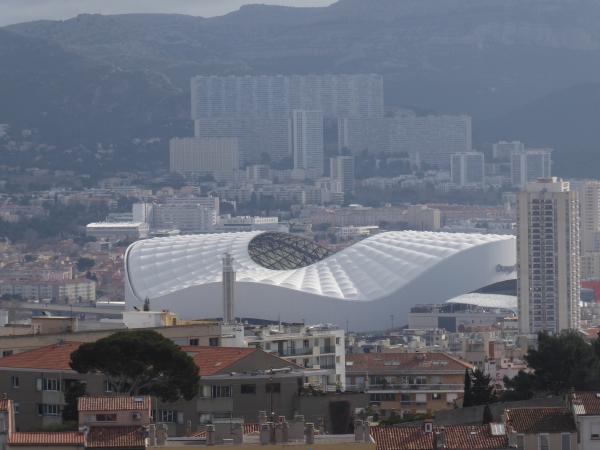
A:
[222,252,236,324]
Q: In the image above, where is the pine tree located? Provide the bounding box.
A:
[462,368,473,407]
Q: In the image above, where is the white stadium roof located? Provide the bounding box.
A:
[125,231,516,331]
[446,293,517,311]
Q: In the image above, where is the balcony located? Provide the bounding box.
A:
[345,383,463,392]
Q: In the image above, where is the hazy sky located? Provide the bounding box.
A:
[0,0,336,26]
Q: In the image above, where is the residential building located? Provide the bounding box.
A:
[191,74,383,163]
[370,422,510,450]
[245,323,345,390]
[344,352,471,417]
[169,137,240,182]
[85,223,148,243]
[77,396,152,428]
[290,110,324,178]
[0,279,96,304]
[245,165,271,183]
[450,152,485,188]
[330,156,355,195]
[405,205,441,231]
[504,407,576,450]
[493,141,525,161]
[510,149,552,188]
[133,198,219,233]
[569,391,600,450]
[339,113,472,169]
[580,181,600,248]
[517,178,580,334]
[0,343,328,435]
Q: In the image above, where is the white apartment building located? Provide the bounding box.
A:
[245,323,346,390]
[290,110,324,178]
[450,152,485,188]
[330,156,355,195]
[0,279,96,303]
[85,222,149,242]
[517,178,580,334]
[133,198,219,233]
[510,149,552,188]
[169,137,240,182]
[405,205,442,231]
[492,141,525,161]
[339,113,472,170]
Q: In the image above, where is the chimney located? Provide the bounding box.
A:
[206,425,215,446]
[222,253,236,324]
[354,420,364,442]
[434,429,445,450]
[305,423,315,445]
[424,419,433,434]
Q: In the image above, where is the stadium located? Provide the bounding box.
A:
[124,231,516,330]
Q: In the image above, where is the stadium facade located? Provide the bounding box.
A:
[124,231,516,330]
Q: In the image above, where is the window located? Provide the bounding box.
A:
[369,393,394,402]
[95,414,117,422]
[42,378,59,391]
[336,337,341,345]
[189,338,199,346]
[266,383,281,394]
[208,337,219,347]
[38,404,60,416]
[199,413,211,424]
[156,410,176,423]
[561,433,571,450]
[415,393,427,405]
[104,380,114,393]
[2,351,13,357]
[13,403,19,415]
[211,385,231,398]
[11,376,19,389]
[516,434,524,450]
[539,433,549,450]
[432,393,442,400]
[241,384,256,394]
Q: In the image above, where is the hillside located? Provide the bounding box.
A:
[3,0,600,174]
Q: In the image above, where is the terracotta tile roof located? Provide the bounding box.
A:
[346,352,472,374]
[505,407,576,433]
[8,432,85,446]
[78,396,151,412]
[370,425,508,450]
[571,391,600,415]
[180,346,257,376]
[86,426,146,449]
[0,343,257,376]
[0,342,81,370]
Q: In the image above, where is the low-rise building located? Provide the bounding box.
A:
[245,323,345,390]
[504,407,576,450]
[345,352,471,417]
[85,223,149,243]
[569,391,600,450]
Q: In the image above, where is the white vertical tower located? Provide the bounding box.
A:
[222,253,236,324]
[517,177,580,334]
[290,110,324,178]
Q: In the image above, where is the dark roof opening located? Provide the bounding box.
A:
[248,232,333,270]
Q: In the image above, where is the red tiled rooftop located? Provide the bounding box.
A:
[78,396,151,412]
[8,432,85,446]
[571,391,600,415]
[505,407,576,433]
[0,342,257,375]
[346,352,472,373]
[180,346,257,376]
[0,342,81,370]
[87,426,145,449]
[370,425,508,450]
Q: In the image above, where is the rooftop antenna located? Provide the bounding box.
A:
[222,252,236,324]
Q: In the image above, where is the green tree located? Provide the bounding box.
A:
[76,257,95,272]
[471,368,496,406]
[63,381,87,422]
[501,370,535,401]
[462,368,473,407]
[526,331,597,393]
[70,330,199,402]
